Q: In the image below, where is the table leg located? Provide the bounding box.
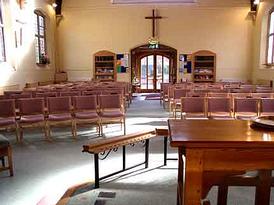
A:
[184,149,203,205]
[255,170,272,205]
[177,147,184,205]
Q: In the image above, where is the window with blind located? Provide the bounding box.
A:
[0,1,6,62]
[267,8,274,65]
[34,10,48,64]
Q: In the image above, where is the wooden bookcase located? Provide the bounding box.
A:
[192,50,216,83]
[94,50,116,81]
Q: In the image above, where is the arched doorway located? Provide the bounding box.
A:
[131,44,177,92]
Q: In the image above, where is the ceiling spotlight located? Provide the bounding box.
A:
[52,2,58,8]
[253,0,260,5]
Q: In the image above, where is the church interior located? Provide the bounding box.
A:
[0,0,274,205]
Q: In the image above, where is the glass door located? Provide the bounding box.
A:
[141,55,170,91]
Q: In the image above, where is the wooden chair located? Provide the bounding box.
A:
[233,98,259,120]
[35,92,58,110]
[260,98,274,116]
[72,95,100,137]
[9,93,32,111]
[180,97,207,120]
[98,94,126,136]
[17,98,47,141]
[0,99,19,142]
[160,83,170,106]
[46,96,75,139]
[170,88,188,119]
[0,135,13,176]
[207,97,233,119]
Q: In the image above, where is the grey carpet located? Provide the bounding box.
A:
[0,94,273,205]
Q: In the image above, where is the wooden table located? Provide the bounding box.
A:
[168,120,274,205]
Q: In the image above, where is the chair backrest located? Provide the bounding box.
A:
[207,92,229,97]
[47,96,71,113]
[99,94,122,110]
[3,90,22,98]
[181,97,206,113]
[18,98,45,115]
[207,97,231,114]
[251,93,273,99]
[10,93,32,99]
[186,91,207,97]
[59,91,81,97]
[168,86,175,99]
[234,98,258,113]
[161,83,170,92]
[82,90,102,96]
[35,92,58,98]
[173,89,188,100]
[0,99,16,117]
[260,98,274,114]
[73,95,97,111]
[101,88,124,96]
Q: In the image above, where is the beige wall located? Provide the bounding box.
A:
[58,0,253,82]
[0,0,56,92]
[252,0,274,85]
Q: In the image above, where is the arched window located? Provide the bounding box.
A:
[34,10,48,64]
[0,0,6,62]
[267,8,274,65]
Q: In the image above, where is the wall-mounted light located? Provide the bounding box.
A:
[52,2,58,8]
[253,0,260,5]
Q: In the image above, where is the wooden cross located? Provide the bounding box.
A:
[145,9,162,38]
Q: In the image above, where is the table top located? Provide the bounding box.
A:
[168,120,274,148]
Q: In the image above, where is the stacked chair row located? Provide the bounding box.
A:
[172,96,274,120]
[2,81,132,109]
[161,82,273,95]
[0,95,125,142]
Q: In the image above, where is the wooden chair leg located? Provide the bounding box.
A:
[46,123,51,140]
[19,127,23,142]
[101,122,104,137]
[7,146,14,176]
[123,118,126,135]
[15,124,20,143]
[71,121,76,139]
[43,122,49,141]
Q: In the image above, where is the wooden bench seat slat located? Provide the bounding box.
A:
[83,130,156,154]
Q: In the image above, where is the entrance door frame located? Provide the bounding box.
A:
[131,44,177,92]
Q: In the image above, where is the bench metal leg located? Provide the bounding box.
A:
[123,146,126,170]
[94,154,99,188]
[164,136,167,166]
[145,139,149,168]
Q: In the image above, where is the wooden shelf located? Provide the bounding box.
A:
[194,73,214,76]
[192,50,216,83]
[95,73,114,76]
[94,50,116,81]
[194,79,214,82]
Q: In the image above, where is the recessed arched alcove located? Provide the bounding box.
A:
[131,44,177,92]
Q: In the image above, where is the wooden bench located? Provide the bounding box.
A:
[83,130,156,188]
[0,135,13,176]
